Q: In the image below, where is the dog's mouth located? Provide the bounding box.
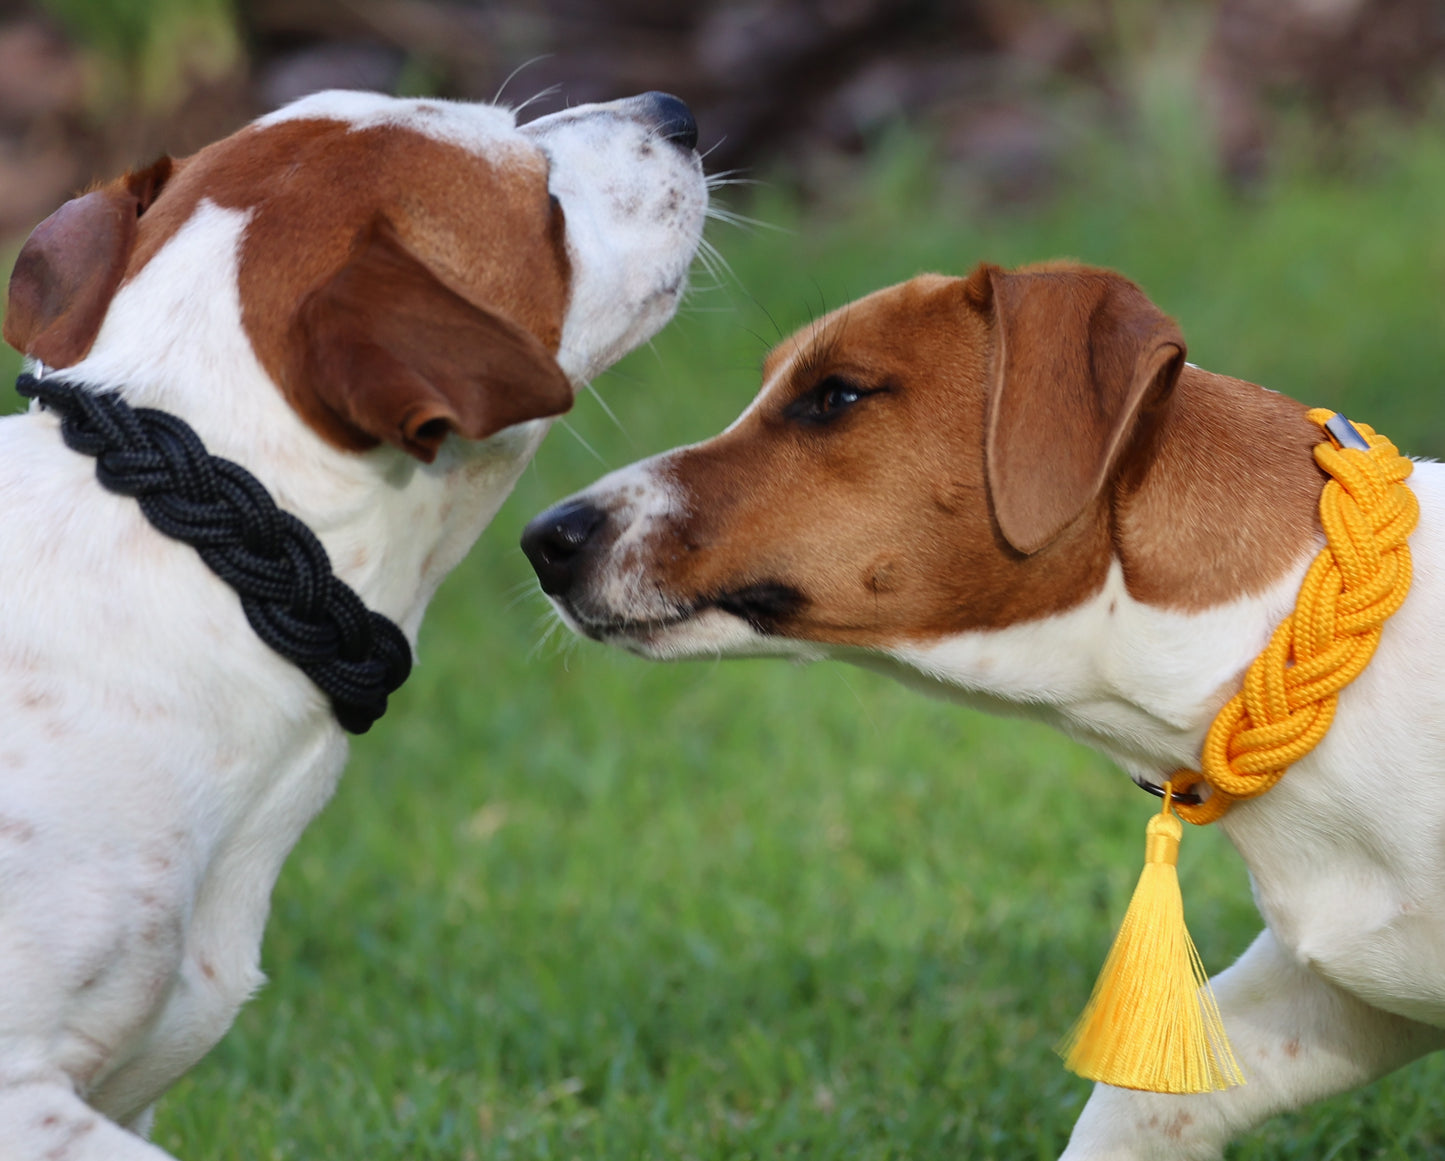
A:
[706,581,809,630]
[563,605,690,644]
[558,581,809,654]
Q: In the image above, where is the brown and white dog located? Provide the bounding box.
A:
[0,89,705,1157]
[522,263,1445,1158]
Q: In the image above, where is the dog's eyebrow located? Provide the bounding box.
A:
[789,320,845,388]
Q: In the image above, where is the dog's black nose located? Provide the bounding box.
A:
[638,91,698,151]
[521,499,607,596]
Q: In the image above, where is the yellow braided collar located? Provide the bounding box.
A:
[1172,410,1418,825]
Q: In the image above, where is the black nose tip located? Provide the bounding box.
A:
[521,499,607,596]
[639,91,698,151]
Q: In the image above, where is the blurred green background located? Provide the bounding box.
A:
[3,1,1445,1157]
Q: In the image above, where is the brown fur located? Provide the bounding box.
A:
[5,116,575,461]
[3,157,173,368]
[294,215,570,460]
[642,264,1324,647]
[1113,366,1325,606]
[979,262,1187,555]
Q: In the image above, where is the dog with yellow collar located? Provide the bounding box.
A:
[522,260,1445,1159]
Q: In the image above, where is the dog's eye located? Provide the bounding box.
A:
[820,381,863,411]
[787,376,881,425]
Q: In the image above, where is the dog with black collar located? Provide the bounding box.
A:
[0,88,706,1158]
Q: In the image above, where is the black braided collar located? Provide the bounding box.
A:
[16,373,412,734]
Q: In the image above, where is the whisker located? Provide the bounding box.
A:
[830,667,879,734]
[686,274,725,297]
[705,167,755,184]
[704,177,764,191]
[742,324,778,351]
[676,303,743,316]
[504,575,540,599]
[557,418,608,467]
[594,364,648,390]
[527,610,567,661]
[509,595,543,617]
[497,59,556,109]
[510,84,563,120]
[696,236,739,288]
[507,584,544,612]
[688,244,727,293]
[543,613,587,664]
[704,170,764,195]
[744,290,785,344]
[706,205,788,234]
[583,379,632,443]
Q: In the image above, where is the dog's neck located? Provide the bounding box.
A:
[875,557,1305,785]
[880,366,1331,786]
[44,199,552,640]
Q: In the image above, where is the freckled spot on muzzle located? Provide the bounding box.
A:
[867,559,900,594]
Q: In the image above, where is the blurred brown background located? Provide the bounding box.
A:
[2,0,1443,238]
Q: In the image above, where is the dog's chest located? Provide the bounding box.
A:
[85,731,350,1122]
[1213,461,1445,1028]
[0,428,356,1117]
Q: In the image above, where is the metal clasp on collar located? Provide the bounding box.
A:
[1138,779,1204,806]
[1324,413,1371,451]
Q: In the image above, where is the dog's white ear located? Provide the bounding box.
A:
[294,216,574,463]
[4,156,174,367]
[972,262,1185,555]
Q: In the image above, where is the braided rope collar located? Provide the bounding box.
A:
[1142,409,1417,823]
[16,373,412,734]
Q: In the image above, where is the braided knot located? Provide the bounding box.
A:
[17,373,412,734]
[1175,409,1417,824]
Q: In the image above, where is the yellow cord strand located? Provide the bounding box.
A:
[1061,415,1412,1094]
[1174,410,1417,826]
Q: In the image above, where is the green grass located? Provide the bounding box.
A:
[7,113,1445,1159]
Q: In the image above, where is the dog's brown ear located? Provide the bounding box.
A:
[296,217,574,463]
[4,156,175,367]
[977,263,1185,555]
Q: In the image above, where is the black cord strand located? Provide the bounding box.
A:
[17,373,412,733]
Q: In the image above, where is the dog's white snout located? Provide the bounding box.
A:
[519,93,708,385]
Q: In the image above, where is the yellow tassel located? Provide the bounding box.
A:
[1059,785,1244,1093]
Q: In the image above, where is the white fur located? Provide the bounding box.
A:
[546,453,831,662]
[0,93,704,1158]
[520,94,707,382]
[256,89,524,157]
[546,448,1445,1157]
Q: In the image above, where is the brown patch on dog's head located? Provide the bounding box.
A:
[6,115,576,462]
[292,213,571,461]
[149,118,575,460]
[566,261,1323,652]
[618,265,1183,643]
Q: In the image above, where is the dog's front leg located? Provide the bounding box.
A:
[0,1081,175,1160]
[1059,926,1444,1160]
